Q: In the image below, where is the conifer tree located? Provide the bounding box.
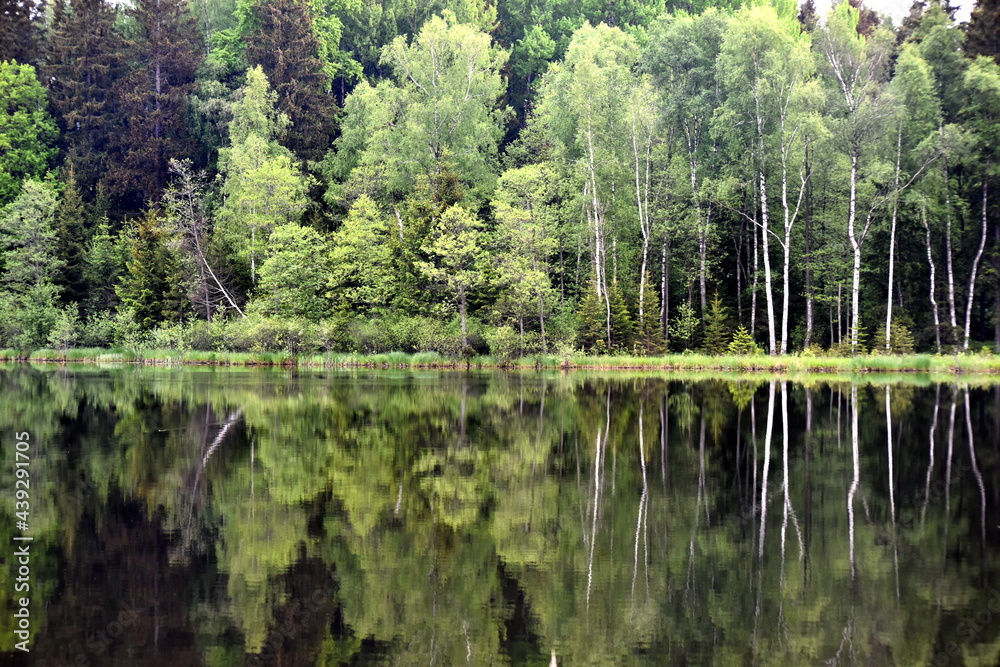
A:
[702,291,731,355]
[45,0,125,195]
[107,0,202,208]
[116,208,185,329]
[0,0,41,64]
[607,280,634,351]
[965,0,1000,61]
[54,167,89,306]
[577,280,605,353]
[245,0,334,162]
[636,273,665,355]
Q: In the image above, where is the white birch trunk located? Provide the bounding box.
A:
[963,160,989,351]
[921,198,942,353]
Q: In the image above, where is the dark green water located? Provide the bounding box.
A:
[0,366,998,666]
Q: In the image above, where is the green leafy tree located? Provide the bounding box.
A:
[328,194,397,316]
[535,22,638,348]
[492,164,558,352]
[0,180,63,347]
[0,62,58,206]
[669,301,699,352]
[415,204,487,349]
[216,68,311,287]
[332,13,509,202]
[253,223,331,320]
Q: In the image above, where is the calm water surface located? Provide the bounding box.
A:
[0,366,998,666]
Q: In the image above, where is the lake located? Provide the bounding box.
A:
[0,366,998,665]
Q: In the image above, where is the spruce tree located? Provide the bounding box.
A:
[116,208,185,330]
[965,0,1000,61]
[0,0,41,64]
[106,0,202,208]
[636,273,665,355]
[607,279,633,352]
[577,280,605,353]
[54,167,89,306]
[702,291,732,355]
[45,0,125,196]
[245,0,334,162]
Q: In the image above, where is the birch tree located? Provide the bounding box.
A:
[961,56,1000,350]
[646,9,727,325]
[535,22,637,347]
[817,1,894,353]
[716,5,819,354]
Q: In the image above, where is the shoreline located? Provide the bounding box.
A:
[3,347,1000,375]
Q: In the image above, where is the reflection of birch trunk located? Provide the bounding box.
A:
[848,386,859,579]
[781,381,803,564]
[946,396,956,520]
[759,381,775,560]
[660,393,668,494]
[964,387,986,543]
[686,412,707,595]
[921,385,940,528]
[586,389,611,611]
[886,386,899,600]
[632,403,649,603]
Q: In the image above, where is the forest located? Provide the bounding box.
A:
[1,0,999,359]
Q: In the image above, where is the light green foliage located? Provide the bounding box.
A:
[0,179,62,291]
[226,66,289,146]
[332,13,509,201]
[84,221,123,315]
[328,194,397,315]
[216,68,311,284]
[0,180,63,350]
[308,0,363,85]
[727,325,762,356]
[0,180,66,348]
[254,223,331,320]
[669,301,699,352]
[47,306,80,351]
[0,62,57,206]
[415,204,487,347]
[492,164,558,351]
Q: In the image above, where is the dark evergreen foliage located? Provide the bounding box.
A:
[105,0,202,209]
[245,0,334,163]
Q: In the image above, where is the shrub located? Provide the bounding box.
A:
[77,312,117,348]
[872,320,915,355]
[727,326,762,356]
[485,325,519,363]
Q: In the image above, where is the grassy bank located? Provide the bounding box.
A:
[2,347,1000,375]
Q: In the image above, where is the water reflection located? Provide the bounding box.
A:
[0,367,997,665]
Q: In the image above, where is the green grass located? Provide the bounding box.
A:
[3,346,1000,376]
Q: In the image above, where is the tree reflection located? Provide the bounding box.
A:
[0,367,997,664]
